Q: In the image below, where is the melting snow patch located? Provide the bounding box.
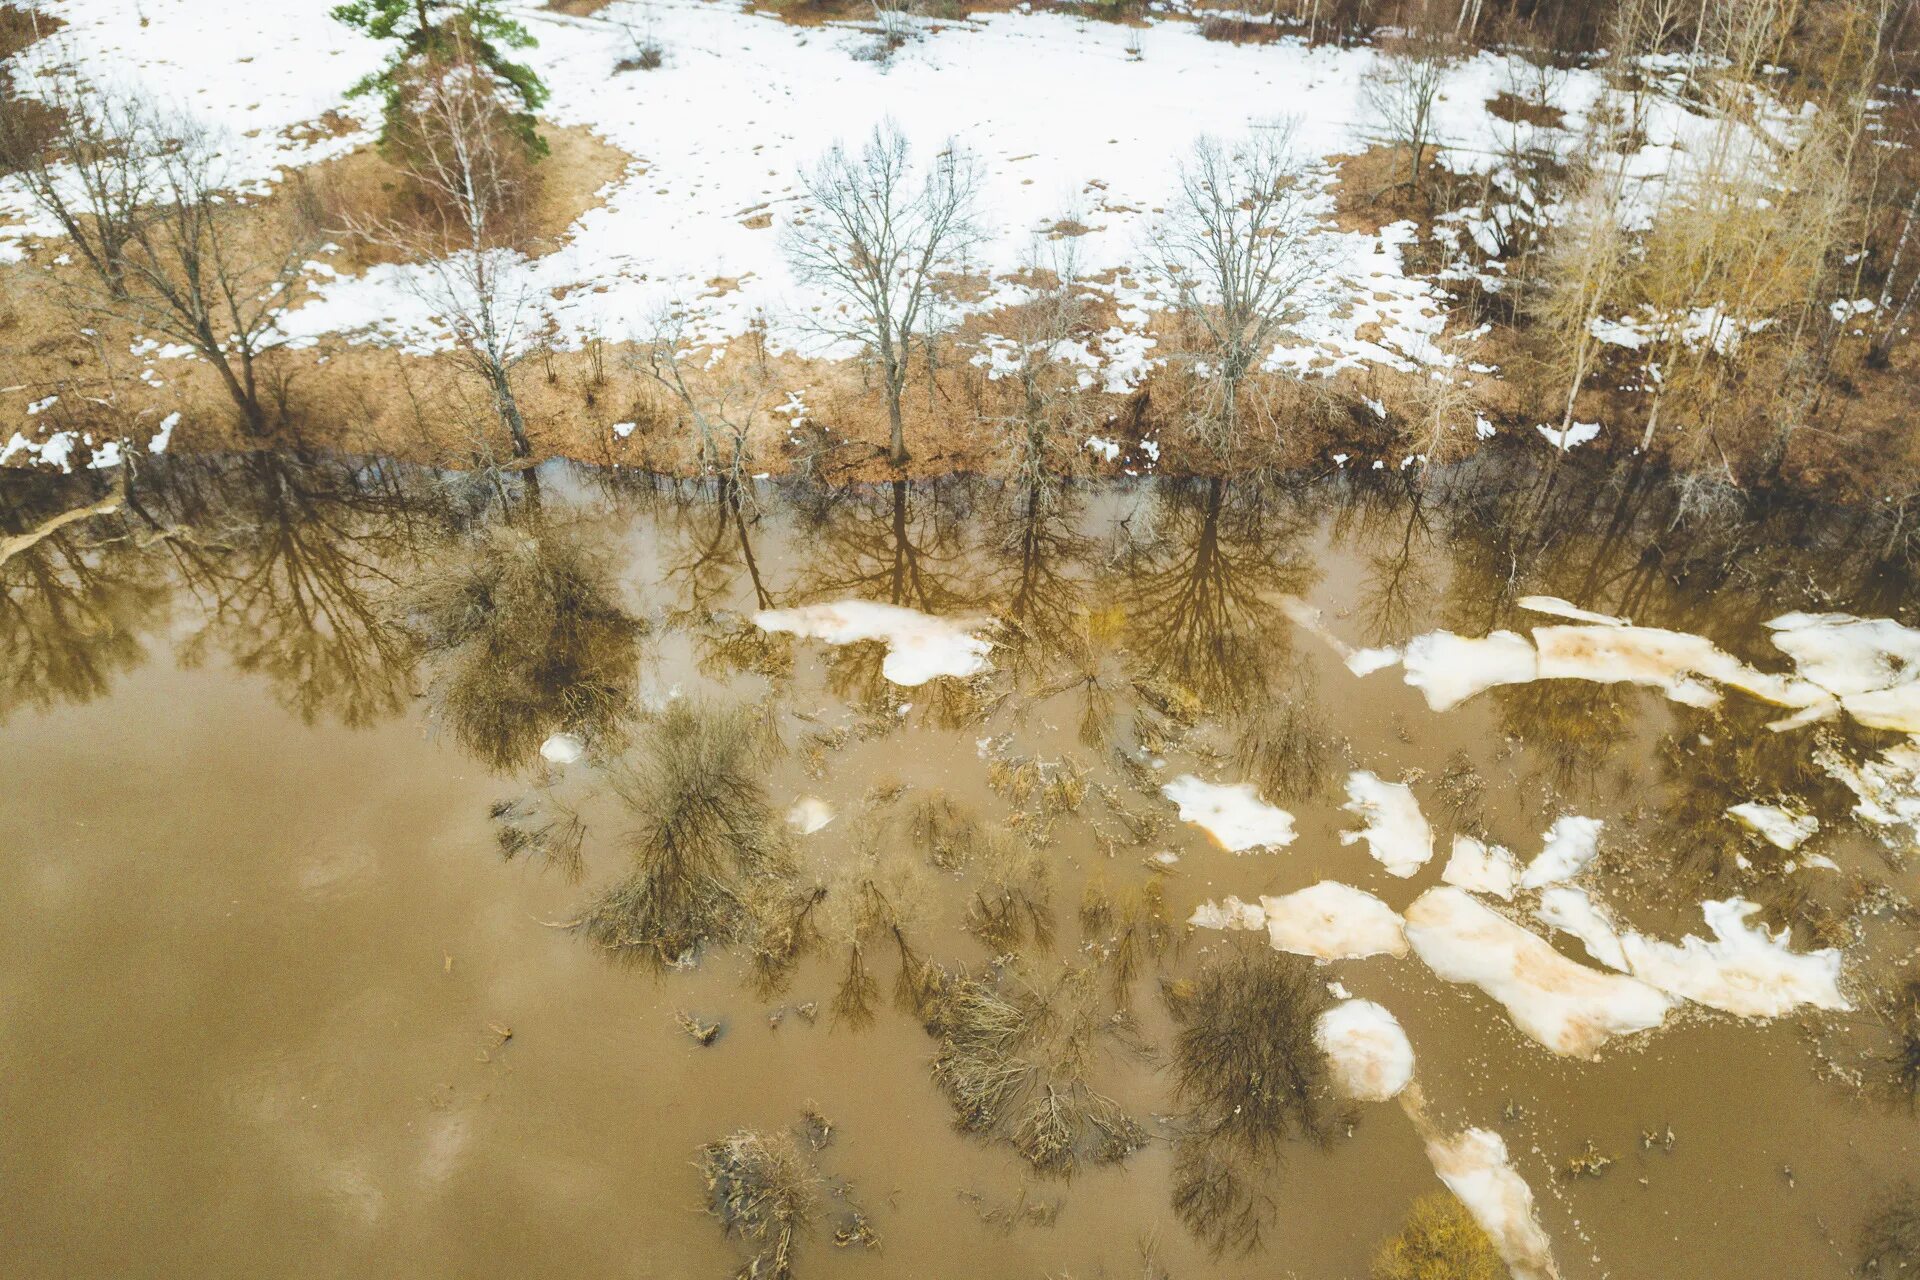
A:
[1423,1127,1559,1280]
[1160,775,1296,852]
[1536,421,1600,450]
[753,601,992,686]
[1404,887,1671,1058]
[785,797,835,835]
[1339,772,1433,876]
[1520,815,1604,888]
[148,412,180,454]
[1726,802,1818,850]
[1617,898,1850,1018]
[1401,630,1537,711]
[1316,1000,1414,1101]
[1442,834,1520,900]
[539,732,586,765]
[1258,881,1407,960]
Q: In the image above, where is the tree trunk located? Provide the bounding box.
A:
[492,367,532,458]
[887,388,908,467]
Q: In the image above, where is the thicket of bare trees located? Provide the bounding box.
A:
[784,121,984,468]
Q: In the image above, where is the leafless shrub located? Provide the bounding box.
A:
[700,1129,821,1280]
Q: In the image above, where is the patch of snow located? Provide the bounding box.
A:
[539,732,586,765]
[1535,421,1600,450]
[1422,1127,1558,1280]
[1160,775,1296,852]
[1442,834,1519,900]
[1726,802,1818,850]
[785,796,835,835]
[1315,999,1414,1101]
[753,600,992,686]
[1520,815,1604,888]
[1404,886,1671,1058]
[1257,880,1407,960]
[1340,771,1433,876]
[1535,885,1628,971]
[1618,898,1850,1018]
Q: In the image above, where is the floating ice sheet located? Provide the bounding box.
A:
[1340,772,1433,877]
[1423,1126,1559,1280]
[1520,815,1604,888]
[1442,834,1519,900]
[1617,898,1850,1018]
[1316,999,1415,1101]
[785,797,835,835]
[1404,887,1671,1058]
[1725,802,1818,850]
[1260,881,1408,960]
[753,601,992,686]
[1160,776,1297,852]
[1401,630,1538,711]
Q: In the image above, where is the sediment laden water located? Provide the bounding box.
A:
[2,450,1917,1279]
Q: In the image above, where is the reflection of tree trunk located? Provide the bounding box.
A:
[724,477,773,610]
[889,478,911,603]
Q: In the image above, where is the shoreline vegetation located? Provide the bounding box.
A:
[7,0,1920,506]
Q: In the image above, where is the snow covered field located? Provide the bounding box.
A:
[3,0,1644,382]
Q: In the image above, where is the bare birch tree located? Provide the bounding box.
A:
[344,42,540,457]
[1150,124,1324,453]
[784,121,984,468]
[640,306,774,480]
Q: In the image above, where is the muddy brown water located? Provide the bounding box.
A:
[2,452,1916,1279]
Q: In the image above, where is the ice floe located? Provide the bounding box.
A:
[1400,630,1538,712]
[785,797,835,835]
[1519,815,1605,889]
[1517,596,1628,626]
[1616,898,1850,1018]
[1441,834,1520,900]
[1315,999,1415,1101]
[1422,1126,1560,1280]
[752,601,992,686]
[1531,624,1819,710]
[1339,771,1434,877]
[539,732,585,765]
[1817,738,1920,852]
[1535,886,1629,971]
[1404,887,1671,1058]
[1160,776,1297,852]
[1188,881,1406,960]
[1726,802,1818,850]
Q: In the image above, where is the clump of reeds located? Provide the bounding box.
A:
[699,1129,820,1280]
[574,700,805,968]
[1370,1192,1504,1280]
[921,960,1147,1176]
[1164,944,1349,1254]
[404,524,645,771]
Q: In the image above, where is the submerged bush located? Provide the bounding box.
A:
[405,524,644,770]
[700,1129,820,1280]
[921,961,1147,1176]
[1371,1192,1504,1280]
[1165,944,1348,1254]
[576,700,803,966]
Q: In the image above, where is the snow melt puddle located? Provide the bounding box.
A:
[752,601,992,686]
[1315,999,1414,1101]
[1159,775,1296,852]
[1339,771,1433,877]
[1404,887,1672,1058]
[1189,880,1407,960]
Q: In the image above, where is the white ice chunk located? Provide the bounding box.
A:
[1187,895,1267,932]
[1404,887,1671,1058]
[785,796,835,835]
[1339,772,1433,877]
[1532,624,1822,709]
[1816,739,1920,853]
[1423,1127,1559,1280]
[1258,881,1408,960]
[1535,886,1628,971]
[538,732,585,765]
[753,601,992,686]
[1442,834,1519,900]
[1160,776,1296,852]
[1517,595,1627,626]
[1520,815,1604,888]
[1346,646,1403,677]
[1401,630,1538,711]
[1617,898,1851,1018]
[1315,999,1415,1101]
[1766,612,1920,696]
[1726,802,1818,850]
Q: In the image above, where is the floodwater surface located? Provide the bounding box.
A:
[2,453,1917,1279]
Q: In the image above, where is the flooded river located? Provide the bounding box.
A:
[2,452,1917,1279]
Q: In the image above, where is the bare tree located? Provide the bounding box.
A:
[640,305,775,480]
[1361,33,1452,199]
[100,119,314,434]
[989,232,1092,503]
[784,121,984,468]
[345,41,540,457]
[1,67,153,299]
[1149,125,1324,453]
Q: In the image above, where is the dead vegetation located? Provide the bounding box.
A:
[1856,1183,1920,1276]
[919,960,1148,1175]
[1371,1192,1505,1280]
[1165,944,1350,1254]
[577,699,807,967]
[700,1128,821,1280]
